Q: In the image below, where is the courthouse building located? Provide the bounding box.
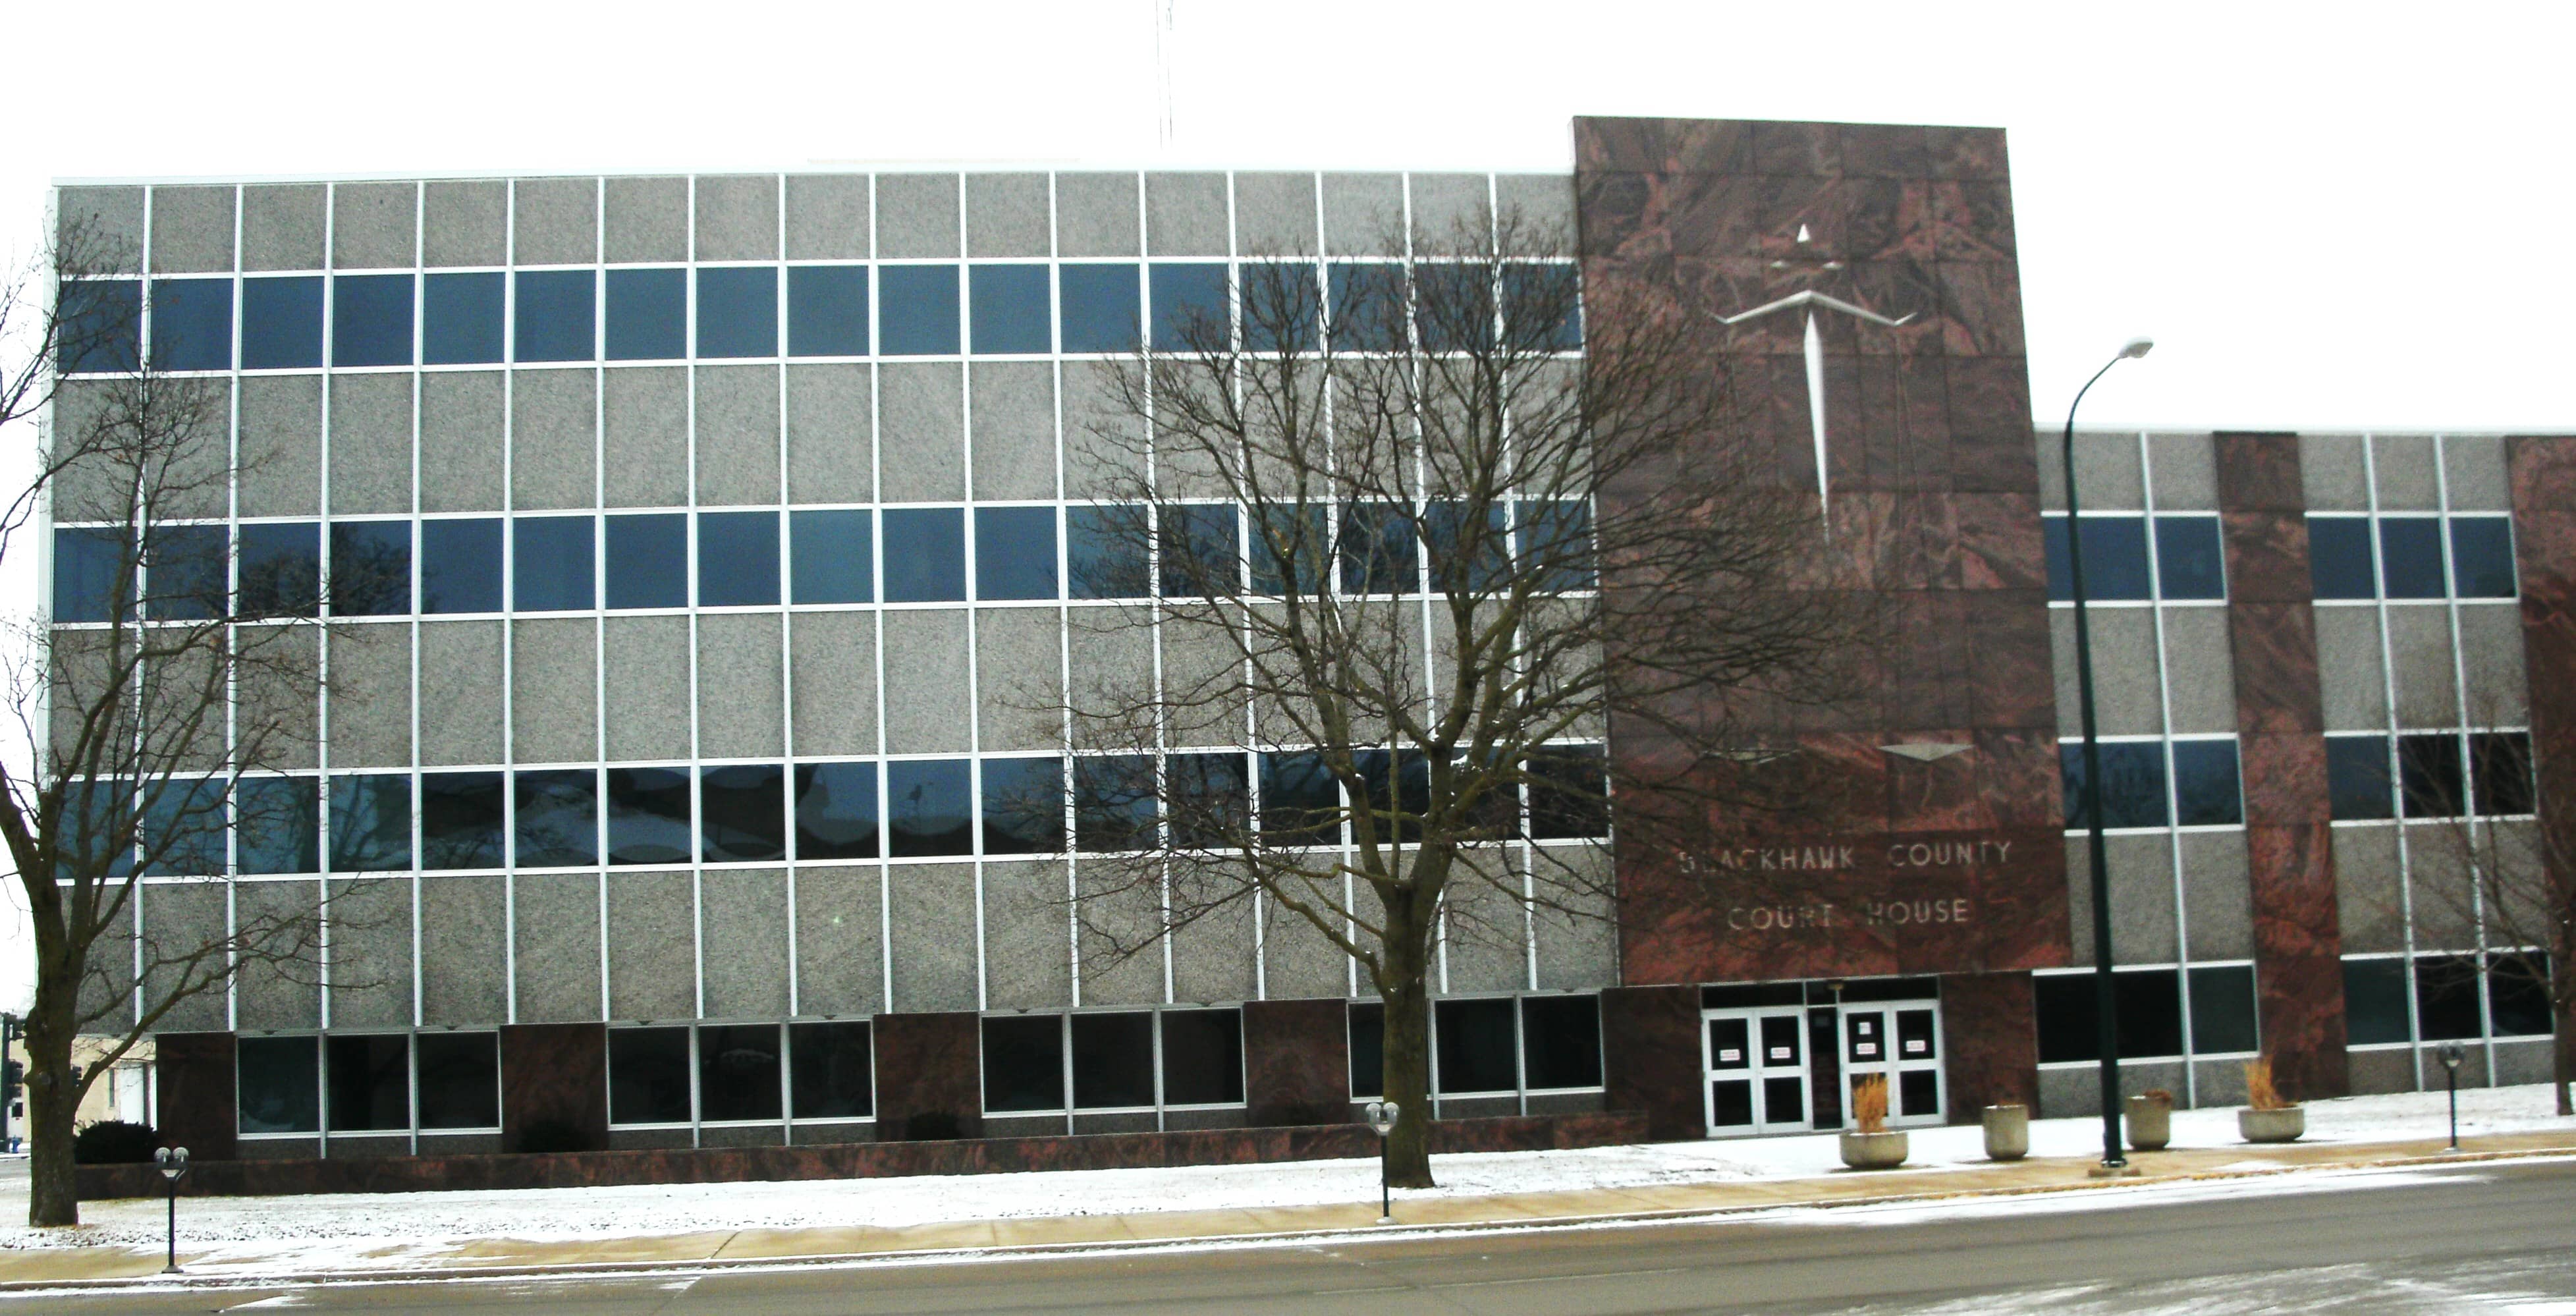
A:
[45,115,2572,1173]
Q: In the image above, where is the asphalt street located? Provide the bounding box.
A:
[14,1158,2576,1314]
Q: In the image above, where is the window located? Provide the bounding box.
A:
[1238,261,1320,353]
[886,759,973,856]
[2043,516,2152,601]
[329,773,412,872]
[2034,969,2185,1062]
[1159,1009,1244,1105]
[1516,500,1595,591]
[2060,742,2168,829]
[1501,262,1582,351]
[1526,746,1611,840]
[698,510,780,607]
[1435,998,1519,1094]
[52,527,128,622]
[881,507,966,603]
[1251,507,1330,596]
[1259,751,1339,844]
[327,1035,410,1132]
[240,275,323,370]
[1353,996,1601,1098]
[879,264,959,356]
[329,521,412,617]
[417,1032,500,1129]
[1070,1012,1155,1109]
[1058,263,1140,353]
[698,1024,782,1122]
[1149,263,1227,350]
[1066,505,1150,600]
[1340,503,1418,595]
[514,769,599,868]
[794,761,879,860]
[513,516,595,612]
[2152,515,2226,599]
[2492,957,2554,1036]
[970,264,1050,354]
[59,778,136,881]
[609,1028,692,1124]
[1421,502,1508,595]
[423,272,505,366]
[2450,517,2515,598]
[2398,733,2465,819]
[1413,263,1494,353]
[2473,732,2535,815]
[240,521,322,618]
[605,513,687,609]
[701,764,785,863]
[236,776,319,874]
[237,1036,319,1134]
[421,518,503,614]
[514,270,595,364]
[333,274,414,368]
[1520,995,1604,1089]
[786,265,868,357]
[144,524,225,620]
[697,267,777,358]
[980,1015,1064,1112]
[2169,739,2243,827]
[2187,965,2259,1053]
[604,267,684,361]
[974,506,1058,601]
[2377,518,2446,599]
[2342,958,2411,1045]
[1327,262,1406,352]
[1159,504,1238,598]
[139,776,226,876]
[606,767,692,866]
[1349,1002,1384,1098]
[150,277,233,371]
[789,1021,873,1119]
[2308,517,2376,599]
[2414,956,2482,1041]
[789,509,873,604]
[1166,752,1249,848]
[983,1010,1245,1115]
[61,279,140,374]
[1074,755,1155,853]
[420,771,505,869]
[1354,749,1431,844]
[981,756,1065,855]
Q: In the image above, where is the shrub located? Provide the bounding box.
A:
[903,1110,964,1141]
[72,1120,161,1165]
[513,1118,593,1155]
[2243,1056,2289,1110]
[1850,1075,1889,1134]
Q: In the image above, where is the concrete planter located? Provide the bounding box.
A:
[1840,1130,1909,1170]
[2239,1106,2305,1143]
[2125,1095,2173,1151]
[1981,1105,2029,1161]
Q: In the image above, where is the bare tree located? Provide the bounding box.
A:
[1,218,375,1226]
[1050,212,1866,1186]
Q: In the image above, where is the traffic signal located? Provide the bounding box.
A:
[2,1060,21,1100]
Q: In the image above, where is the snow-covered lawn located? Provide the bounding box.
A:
[0,1082,2565,1257]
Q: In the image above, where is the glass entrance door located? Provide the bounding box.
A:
[1703,1008,1811,1136]
[1838,1002,1945,1128]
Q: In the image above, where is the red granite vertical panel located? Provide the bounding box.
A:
[154,1031,237,1161]
[1242,998,1350,1125]
[872,1011,983,1141]
[499,1022,606,1153]
[2214,431,2347,1101]
[1941,972,2038,1119]
[1601,983,1701,1139]
[2508,436,2576,1057]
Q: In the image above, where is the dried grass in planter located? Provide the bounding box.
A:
[2137,1088,2175,1109]
[1851,1074,1890,1134]
[2243,1056,2290,1110]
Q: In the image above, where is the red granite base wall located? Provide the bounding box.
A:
[153,1031,238,1162]
[1940,972,2037,1120]
[1602,984,1701,1141]
[1243,998,1351,1125]
[501,1023,606,1153]
[873,1011,983,1141]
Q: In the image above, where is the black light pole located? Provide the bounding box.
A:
[154,1146,190,1273]
[2440,1041,2465,1149]
[1364,1099,1400,1224]
[2062,336,2154,1172]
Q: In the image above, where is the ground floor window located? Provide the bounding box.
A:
[979,1008,1244,1119]
[237,1031,500,1137]
[1348,993,1603,1105]
[2033,964,2259,1064]
[607,1021,873,1128]
[2343,951,2552,1047]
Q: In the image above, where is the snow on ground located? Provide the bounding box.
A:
[0,1082,2564,1258]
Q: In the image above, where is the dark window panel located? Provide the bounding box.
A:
[1516,500,1595,591]
[416,1031,501,1129]
[881,507,966,603]
[878,264,959,356]
[2472,731,2535,816]
[1353,749,1430,845]
[789,508,873,604]
[236,1035,319,1134]
[789,1020,873,1119]
[970,263,1050,354]
[1435,998,1518,1094]
[1527,746,1610,839]
[2307,517,2376,600]
[786,265,868,358]
[794,761,879,860]
[421,518,503,614]
[2491,956,2554,1036]
[240,521,322,618]
[981,1015,1064,1112]
[1074,755,1155,854]
[1070,1012,1155,1109]
[332,273,414,368]
[974,506,1058,601]
[1159,504,1239,599]
[1259,751,1339,844]
[53,526,130,623]
[2449,516,2517,599]
[1413,262,1494,353]
[512,515,594,612]
[423,272,505,365]
[700,763,786,864]
[326,1034,410,1132]
[608,1028,692,1124]
[329,520,412,616]
[2342,958,2413,1045]
[2170,739,2243,827]
[236,776,319,875]
[885,758,973,857]
[1421,501,1508,595]
[1250,507,1329,597]
[606,766,693,866]
[603,267,684,361]
[1500,262,1583,351]
[329,773,412,873]
[696,266,777,359]
[1238,260,1319,354]
[1167,751,1249,849]
[144,524,226,621]
[605,512,688,609]
[1066,505,1151,600]
[2060,741,2168,829]
[698,510,781,607]
[2186,965,2259,1054]
[2042,515,2152,602]
[1338,503,1417,595]
[1520,995,1603,1088]
[59,778,137,882]
[514,768,599,869]
[420,771,506,869]
[150,277,233,371]
[2033,968,2184,1062]
[1348,1002,1384,1098]
[2325,734,2396,821]
[1327,262,1406,352]
[1149,262,1227,351]
[2377,518,2446,599]
[981,756,1066,855]
[240,275,323,370]
[2398,732,2465,819]
[138,775,227,877]
[2414,955,2483,1041]
[2151,514,2226,599]
[698,1023,783,1122]
[514,269,595,364]
[61,278,140,374]
[1057,263,1141,354]
[1159,1009,1244,1105]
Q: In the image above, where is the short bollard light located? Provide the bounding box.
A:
[2440,1041,2467,1150]
[1364,1100,1400,1225]
[154,1146,190,1274]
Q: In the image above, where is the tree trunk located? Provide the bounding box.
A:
[1381,972,1436,1189]
[2555,989,2573,1118]
[23,1006,80,1228]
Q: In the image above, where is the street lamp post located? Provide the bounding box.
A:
[2440,1041,2466,1149]
[154,1146,190,1273]
[1363,1100,1400,1224]
[2063,336,2155,1172]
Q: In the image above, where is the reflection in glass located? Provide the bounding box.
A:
[329,521,412,616]
[980,756,1064,855]
[237,1035,321,1134]
[2043,516,2152,601]
[53,527,129,623]
[2058,742,2166,829]
[1250,507,1329,596]
[1527,746,1609,839]
[2169,739,2243,827]
[1501,262,1583,351]
[1258,751,1338,844]
[61,279,140,374]
[143,524,226,620]
[420,771,506,869]
[514,769,599,868]
[2307,518,2376,599]
[2151,515,2226,599]
[2376,518,2446,599]
[138,775,227,876]
[1413,263,1494,353]
[886,759,973,856]
[240,522,322,618]
[513,270,595,363]
[700,763,786,863]
[236,776,319,875]
[1167,752,1247,848]
[1149,263,1226,350]
[1327,262,1406,352]
[2473,731,2535,815]
[1066,505,1150,599]
[1238,260,1319,354]
[794,761,879,860]
[1338,503,1417,595]
[2450,517,2517,598]
[606,767,692,866]
[2398,733,2465,818]
[1159,505,1238,598]
[329,773,412,872]
[1075,755,1154,853]
[2324,734,2394,821]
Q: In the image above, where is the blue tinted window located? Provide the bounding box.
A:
[981,757,1064,854]
[1251,507,1330,596]
[150,277,233,371]
[606,766,692,866]
[2060,741,2167,829]
[515,769,598,868]
[2377,518,2445,599]
[1150,263,1228,350]
[1413,263,1493,353]
[420,771,505,869]
[2043,516,2152,601]
[1340,503,1418,594]
[2170,739,2242,826]
[789,509,873,604]
[1068,505,1149,599]
[794,761,879,860]
[1502,262,1582,350]
[2152,515,2225,599]
[605,513,688,609]
[138,775,227,876]
[240,276,323,370]
[514,270,595,363]
[332,274,413,368]
[513,516,595,612]
[421,518,503,614]
[53,527,128,622]
[881,507,966,603]
[698,510,780,607]
[1058,264,1141,353]
[701,764,786,863]
[787,266,868,357]
[236,777,320,874]
[975,506,1058,601]
[239,522,321,618]
[144,524,226,620]
[59,778,136,880]
[1074,755,1155,852]
[422,272,505,365]
[61,279,140,374]
[970,265,1050,354]
[698,267,777,358]
[1328,263,1406,352]
[1518,500,1595,590]
[2307,517,2376,599]
[2450,517,2515,598]
[1239,261,1319,353]
[329,773,412,873]
[1259,750,1339,842]
[886,759,973,856]
[1160,504,1238,598]
[329,520,412,616]
[1421,502,1508,594]
[879,265,960,356]
[604,267,684,360]
[2325,734,2394,821]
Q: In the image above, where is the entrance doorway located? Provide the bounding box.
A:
[1838,1001,1946,1128]
[1701,995,1947,1137]
[1701,1007,1811,1136]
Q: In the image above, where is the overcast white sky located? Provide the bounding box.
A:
[1,0,2569,1010]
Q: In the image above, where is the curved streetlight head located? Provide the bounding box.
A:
[1365,1100,1400,1137]
[2119,337,2155,360]
[2440,1041,2466,1070]
[155,1145,190,1180]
